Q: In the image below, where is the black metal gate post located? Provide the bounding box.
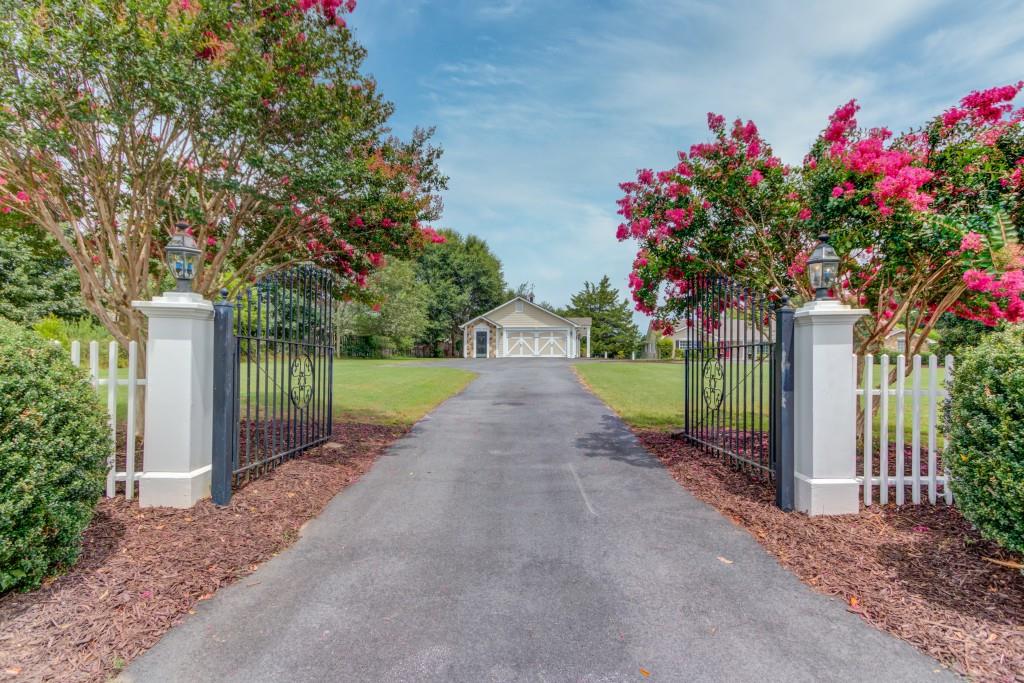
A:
[773,299,795,511]
[212,289,237,506]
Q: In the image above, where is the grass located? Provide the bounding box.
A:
[327,359,475,425]
[574,359,949,443]
[573,361,687,430]
[93,358,475,427]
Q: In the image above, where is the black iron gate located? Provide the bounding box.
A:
[681,274,795,510]
[212,265,335,505]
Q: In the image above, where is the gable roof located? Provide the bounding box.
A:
[460,296,581,329]
[460,315,500,329]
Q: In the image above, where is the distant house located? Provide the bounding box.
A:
[643,315,768,361]
[460,296,591,359]
[882,328,937,354]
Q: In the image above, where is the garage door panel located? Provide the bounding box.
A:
[507,332,535,357]
[537,332,565,357]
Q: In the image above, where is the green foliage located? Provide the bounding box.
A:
[656,336,674,359]
[353,260,429,354]
[32,315,113,350]
[944,326,1024,555]
[416,230,505,354]
[0,213,84,324]
[0,0,445,348]
[0,318,109,593]
[935,313,995,359]
[564,275,641,358]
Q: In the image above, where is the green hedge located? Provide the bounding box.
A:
[0,318,109,592]
[944,325,1024,555]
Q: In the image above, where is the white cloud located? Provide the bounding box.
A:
[357,0,1024,317]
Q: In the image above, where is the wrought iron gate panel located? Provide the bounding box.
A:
[212,265,335,504]
[681,274,792,502]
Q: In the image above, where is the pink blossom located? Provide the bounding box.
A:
[706,112,726,132]
[15,190,29,203]
[941,108,968,127]
[797,207,811,221]
[637,168,654,184]
[746,169,763,187]
[831,186,844,198]
[963,269,994,292]
[959,231,984,253]
[824,99,860,143]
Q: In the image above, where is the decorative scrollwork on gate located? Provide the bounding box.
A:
[289,354,314,408]
[701,358,725,410]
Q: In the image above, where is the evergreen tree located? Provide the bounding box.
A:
[564,275,640,358]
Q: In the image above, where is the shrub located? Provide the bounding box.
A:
[944,325,1024,555]
[0,317,109,592]
[32,314,114,354]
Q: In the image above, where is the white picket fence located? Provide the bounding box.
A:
[855,353,954,507]
[70,340,146,499]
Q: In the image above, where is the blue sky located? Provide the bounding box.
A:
[351,0,1024,320]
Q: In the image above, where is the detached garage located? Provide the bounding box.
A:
[461,297,591,359]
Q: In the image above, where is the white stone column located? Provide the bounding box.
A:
[132,291,215,507]
[586,328,591,358]
[793,299,867,516]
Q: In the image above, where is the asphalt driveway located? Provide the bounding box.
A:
[124,359,953,682]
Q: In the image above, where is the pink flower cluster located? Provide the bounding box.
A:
[960,268,1024,323]
[298,0,356,26]
[959,231,984,253]
[824,99,859,144]
[832,124,934,214]
[419,226,447,244]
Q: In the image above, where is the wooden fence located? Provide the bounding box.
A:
[70,340,146,500]
[855,353,954,507]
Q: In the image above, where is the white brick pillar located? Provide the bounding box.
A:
[793,299,867,516]
[132,291,215,507]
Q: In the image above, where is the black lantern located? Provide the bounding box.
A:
[165,222,201,292]
[807,234,839,300]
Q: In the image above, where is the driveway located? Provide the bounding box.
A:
[125,359,953,682]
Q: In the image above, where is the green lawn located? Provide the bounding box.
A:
[94,358,475,427]
[327,359,475,424]
[574,361,686,430]
[574,359,948,444]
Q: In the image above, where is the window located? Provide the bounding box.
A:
[897,339,905,353]
[515,300,524,313]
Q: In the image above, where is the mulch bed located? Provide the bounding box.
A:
[0,422,406,683]
[635,430,1024,683]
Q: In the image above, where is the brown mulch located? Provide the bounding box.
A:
[0,422,406,683]
[635,430,1024,683]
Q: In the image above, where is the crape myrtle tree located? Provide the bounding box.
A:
[618,83,1024,359]
[0,0,447,356]
[563,275,640,358]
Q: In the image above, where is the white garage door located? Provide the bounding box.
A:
[505,330,568,357]
[506,331,535,357]
[537,331,567,357]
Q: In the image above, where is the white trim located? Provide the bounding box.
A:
[459,314,501,329]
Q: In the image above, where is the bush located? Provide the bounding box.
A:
[0,318,109,592]
[944,325,1024,555]
[32,314,113,351]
